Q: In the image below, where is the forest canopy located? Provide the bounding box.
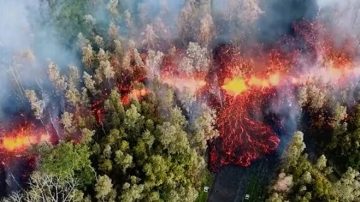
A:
[2,0,360,202]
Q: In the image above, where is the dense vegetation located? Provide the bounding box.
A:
[267,86,360,201]
[3,0,219,201]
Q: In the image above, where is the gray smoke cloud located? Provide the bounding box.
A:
[0,0,80,194]
[0,0,354,146]
[317,0,360,46]
[0,0,77,122]
[0,1,34,119]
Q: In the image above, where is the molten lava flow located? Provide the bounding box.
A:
[208,31,360,170]
[209,89,280,171]
[0,126,50,153]
[211,63,360,170]
[222,77,248,95]
[248,73,281,89]
[222,62,360,97]
[209,71,285,171]
[222,72,283,96]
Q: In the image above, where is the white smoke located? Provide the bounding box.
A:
[317,0,360,43]
[0,0,77,121]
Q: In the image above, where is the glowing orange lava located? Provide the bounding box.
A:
[222,77,248,95]
[121,88,148,105]
[223,72,283,95]
[0,127,50,153]
[208,27,360,170]
[222,64,360,96]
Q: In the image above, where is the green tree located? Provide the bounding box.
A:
[284,131,306,170]
[49,0,92,44]
[95,175,116,202]
[39,142,95,187]
[335,167,360,201]
[267,131,338,201]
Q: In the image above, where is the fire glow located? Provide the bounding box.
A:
[207,31,360,170]
[0,127,50,153]
[3,22,358,172]
[121,88,148,105]
[222,72,282,95]
[222,65,360,97]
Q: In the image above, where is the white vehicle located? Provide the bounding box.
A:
[204,186,209,193]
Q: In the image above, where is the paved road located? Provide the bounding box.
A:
[208,154,281,202]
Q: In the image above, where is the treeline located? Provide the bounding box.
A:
[267,84,360,201]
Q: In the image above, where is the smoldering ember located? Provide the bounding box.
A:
[1,0,360,201]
